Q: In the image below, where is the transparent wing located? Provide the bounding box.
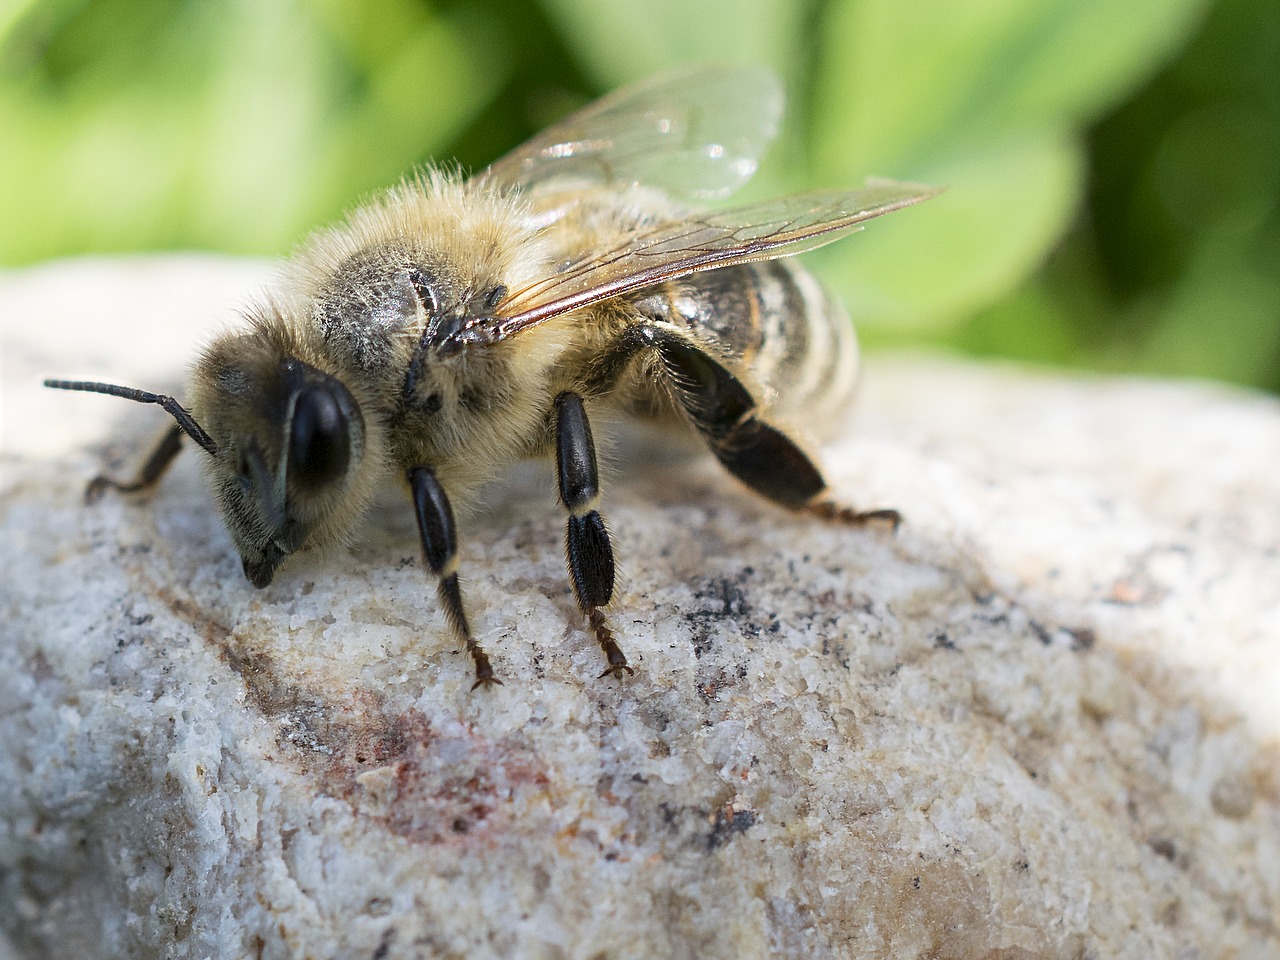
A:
[473,180,940,343]
[480,64,784,201]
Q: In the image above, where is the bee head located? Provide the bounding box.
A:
[193,335,371,588]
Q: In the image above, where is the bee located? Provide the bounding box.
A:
[45,66,936,688]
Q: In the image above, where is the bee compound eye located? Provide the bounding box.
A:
[288,385,352,492]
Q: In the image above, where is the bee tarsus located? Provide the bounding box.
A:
[805,501,903,532]
[589,610,633,681]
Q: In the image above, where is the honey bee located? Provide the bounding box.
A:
[46,66,936,688]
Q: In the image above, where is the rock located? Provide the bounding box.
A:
[2,256,1278,959]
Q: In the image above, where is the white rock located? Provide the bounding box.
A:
[1,256,1278,959]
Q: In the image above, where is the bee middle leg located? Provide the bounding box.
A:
[407,466,500,689]
[554,391,632,679]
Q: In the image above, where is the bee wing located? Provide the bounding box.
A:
[480,65,784,201]
[480,180,940,342]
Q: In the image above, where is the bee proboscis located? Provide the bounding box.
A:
[46,66,937,688]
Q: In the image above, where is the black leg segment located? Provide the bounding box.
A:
[407,466,499,689]
[646,326,829,509]
[556,390,601,511]
[554,392,631,679]
[598,321,901,527]
[710,418,825,509]
[566,512,614,610]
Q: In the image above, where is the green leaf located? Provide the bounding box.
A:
[810,0,1212,328]
[536,0,805,85]
[1136,236,1280,386]
[814,134,1082,332]
[0,0,501,262]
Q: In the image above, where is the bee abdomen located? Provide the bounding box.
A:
[637,260,858,430]
[745,260,858,425]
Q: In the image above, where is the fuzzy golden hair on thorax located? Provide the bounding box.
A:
[287,168,551,313]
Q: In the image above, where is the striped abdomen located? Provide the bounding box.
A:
[632,259,859,431]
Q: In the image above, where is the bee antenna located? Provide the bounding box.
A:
[43,379,219,457]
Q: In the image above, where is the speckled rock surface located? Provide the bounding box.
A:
[2,257,1278,959]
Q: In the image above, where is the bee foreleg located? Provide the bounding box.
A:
[84,423,185,504]
[407,466,501,690]
[554,391,632,680]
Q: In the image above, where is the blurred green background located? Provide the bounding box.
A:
[2,0,1277,393]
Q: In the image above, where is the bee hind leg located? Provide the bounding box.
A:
[554,391,632,680]
[646,326,901,529]
[701,407,901,528]
[407,466,501,690]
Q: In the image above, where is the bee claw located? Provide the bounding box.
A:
[598,663,636,681]
[584,609,634,681]
[470,672,504,691]
[84,477,111,505]
[864,508,904,533]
